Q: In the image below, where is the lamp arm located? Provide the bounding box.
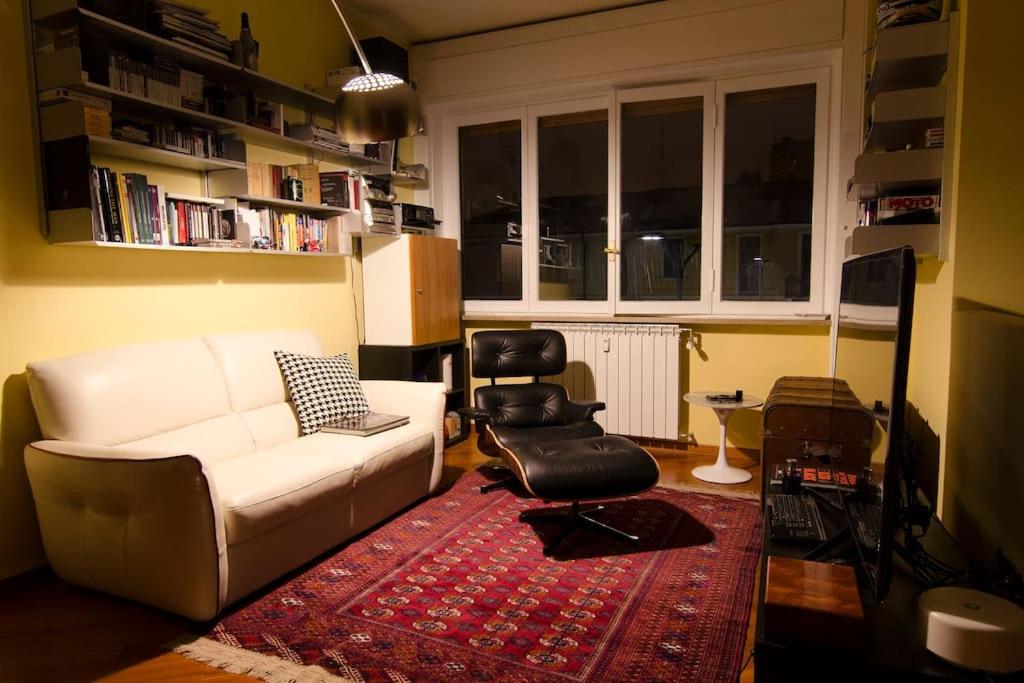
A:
[328,0,373,75]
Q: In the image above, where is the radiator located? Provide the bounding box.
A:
[531,322,682,440]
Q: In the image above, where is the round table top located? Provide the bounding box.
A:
[684,391,764,409]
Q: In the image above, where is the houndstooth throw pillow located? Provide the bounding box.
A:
[274,350,370,435]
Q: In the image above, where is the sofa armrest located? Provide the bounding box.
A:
[359,380,447,492]
[565,399,606,423]
[24,440,227,621]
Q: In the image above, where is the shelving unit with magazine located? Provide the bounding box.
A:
[28,0,400,257]
[845,14,960,261]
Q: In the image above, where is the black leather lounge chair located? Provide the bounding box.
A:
[463,329,661,555]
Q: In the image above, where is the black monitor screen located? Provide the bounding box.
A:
[833,247,915,600]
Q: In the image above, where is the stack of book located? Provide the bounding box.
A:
[287,123,349,153]
[153,123,225,159]
[89,167,171,244]
[236,207,331,253]
[925,127,944,149]
[149,2,232,60]
[88,167,238,247]
[107,53,179,106]
[165,197,235,246]
[112,121,151,145]
[244,162,321,203]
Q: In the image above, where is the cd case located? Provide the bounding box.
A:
[321,412,409,436]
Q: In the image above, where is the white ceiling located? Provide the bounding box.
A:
[344,0,663,44]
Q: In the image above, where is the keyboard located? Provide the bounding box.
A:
[847,499,882,550]
[766,494,827,543]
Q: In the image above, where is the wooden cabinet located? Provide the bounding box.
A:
[362,234,461,346]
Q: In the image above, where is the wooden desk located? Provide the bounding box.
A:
[754,486,984,682]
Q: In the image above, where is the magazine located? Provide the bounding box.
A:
[320,412,408,436]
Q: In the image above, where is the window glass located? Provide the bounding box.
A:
[537,110,608,301]
[620,97,703,301]
[721,84,816,301]
[459,120,522,300]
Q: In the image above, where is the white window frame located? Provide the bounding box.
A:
[435,57,835,320]
[527,95,615,315]
[445,106,529,314]
[614,82,715,315]
[711,67,831,316]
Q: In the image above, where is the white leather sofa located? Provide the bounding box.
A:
[23,330,446,620]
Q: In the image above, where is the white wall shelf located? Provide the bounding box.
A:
[865,86,945,153]
[866,20,949,99]
[54,240,347,256]
[847,224,940,258]
[231,194,352,216]
[848,148,944,200]
[87,135,246,172]
[848,14,959,261]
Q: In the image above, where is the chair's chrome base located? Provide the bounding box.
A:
[478,463,517,493]
[480,475,517,493]
[519,501,640,555]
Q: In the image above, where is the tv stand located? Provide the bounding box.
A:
[755,482,985,682]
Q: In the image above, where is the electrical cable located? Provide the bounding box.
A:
[735,647,755,682]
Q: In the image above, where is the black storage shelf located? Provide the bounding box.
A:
[359,339,469,448]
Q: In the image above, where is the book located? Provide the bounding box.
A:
[319,172,350,208]
[97,168,123,242]
[88,166,106,241]
[320,413,409,437]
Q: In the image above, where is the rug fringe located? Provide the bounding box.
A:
[171,635,359,683]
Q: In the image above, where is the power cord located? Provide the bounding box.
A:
[736,647,755,682]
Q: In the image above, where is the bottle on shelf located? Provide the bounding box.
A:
[234,12,260,71]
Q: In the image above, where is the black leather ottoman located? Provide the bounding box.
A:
[500,435,661,555]
[507,435,660,502]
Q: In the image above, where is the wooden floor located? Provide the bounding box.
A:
[0,435,761,683]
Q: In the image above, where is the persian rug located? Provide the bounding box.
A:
[175,471,762,682]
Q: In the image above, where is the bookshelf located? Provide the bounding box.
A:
[846,14,959,261]
[87,135,246,171]
[33,4,336,115]
[28,0,399,255]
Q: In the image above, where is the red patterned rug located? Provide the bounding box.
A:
[175,470,762,682]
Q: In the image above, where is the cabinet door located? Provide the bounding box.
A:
[410,236,461,345]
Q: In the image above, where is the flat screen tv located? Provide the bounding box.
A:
[833,246,916,601]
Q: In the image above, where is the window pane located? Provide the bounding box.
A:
[620,97,703,301]
[721,84,815,301]
[538,110,608,301]
[459,120,522,300]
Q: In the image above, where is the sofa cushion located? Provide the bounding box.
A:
[204,330,322,413]
[211,434,361,545]
[211,424,434,545]
[273,351,369,435]
[238,402,302,452]
[27,338,232,446]
[121,414,256,465]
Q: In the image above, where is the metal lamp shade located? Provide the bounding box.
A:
[335,82,421,144]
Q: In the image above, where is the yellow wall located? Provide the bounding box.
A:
[940,0,1024,567]
[464,322,830,450]
[0,1,392,579]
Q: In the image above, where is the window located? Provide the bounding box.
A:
[720,84,817,302]
[617,83,714,314]
[447,66,829,317]
[537,110,608,302]
[713,69,828,316]
[458,120,523,300]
